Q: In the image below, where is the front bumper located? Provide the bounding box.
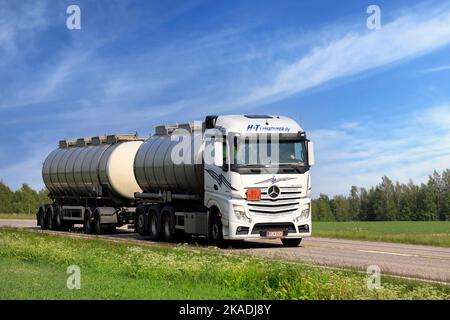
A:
[222,199,312,240]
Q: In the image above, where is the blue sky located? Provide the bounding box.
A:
[1,0,450,196]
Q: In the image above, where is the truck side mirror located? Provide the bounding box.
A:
[214,140,223,167]
[307,141,315,166]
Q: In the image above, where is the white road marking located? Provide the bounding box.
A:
[358,249,416,257]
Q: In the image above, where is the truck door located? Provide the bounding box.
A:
[204,133,232,196]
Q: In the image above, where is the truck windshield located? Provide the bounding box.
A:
[232,136,307,167]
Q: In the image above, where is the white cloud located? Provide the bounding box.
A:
[0,1,50,56]
[310,105,450,197]
[223,6,450,110]
[339,121,361,130]
[0,142,52,191]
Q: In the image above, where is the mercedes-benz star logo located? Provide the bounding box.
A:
[267,185,281,199]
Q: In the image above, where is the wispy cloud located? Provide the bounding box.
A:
[225,5,450,110]
[311,105,450,196]
[0,1,50,55]
[420,64,450,74]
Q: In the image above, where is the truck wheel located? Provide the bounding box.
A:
[38,207,46,229]
[46,208,54,230]
[55,206,62,230]
[93,211,102,235]
[136,207,146,235]
[84,209,93,234]
[161,207,175,242]
[149,211,160,240]
[281,238,302,247]
[210,214,224,246]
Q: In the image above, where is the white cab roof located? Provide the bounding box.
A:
[214,115,303,134]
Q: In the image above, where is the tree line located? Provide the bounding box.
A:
[312,170,450,221]
[0,181,50,214]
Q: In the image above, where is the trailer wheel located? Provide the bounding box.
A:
[84,208,93,234]
[210,211,224,247]
[149,210,161,240]
[37,207,46,229]
[46,207,54,230]
[161,206,175,242]
[55,206,62,230]
[281,238,302,247]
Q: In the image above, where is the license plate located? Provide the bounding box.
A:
[265,230,284,238]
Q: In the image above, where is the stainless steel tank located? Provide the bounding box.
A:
[42,134,143,200]
[134,124,204,195]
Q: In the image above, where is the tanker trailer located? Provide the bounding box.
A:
[133,115,315,247]
[37,134,143,234]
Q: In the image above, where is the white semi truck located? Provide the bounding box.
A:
[38,114,314,247]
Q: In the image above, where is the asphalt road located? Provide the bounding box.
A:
[1,219,449,283]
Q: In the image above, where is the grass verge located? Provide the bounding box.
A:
[0,228,449,300]
[0,213,35,220]
[313,221,450,247]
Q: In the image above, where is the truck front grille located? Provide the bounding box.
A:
[246,187,301,215]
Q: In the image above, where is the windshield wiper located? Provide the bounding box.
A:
[237,164,269,168]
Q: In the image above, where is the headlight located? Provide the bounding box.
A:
[233,205,251,224]
[297,203,310,221]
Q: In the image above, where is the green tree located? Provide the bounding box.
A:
[11,183,40,214]
[330,195,351,221]
[379,176,397,220]
[312,194,335,221]
[348,186,360,220]
[416,183,438,221]
[0,181,14,213]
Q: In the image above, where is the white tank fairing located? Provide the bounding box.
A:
[103,141,143,199]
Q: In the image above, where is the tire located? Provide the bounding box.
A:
[84,209,93,234]
[281,238,302,247]
[93,211,102,235]
[149,210,161,240]
[55,207,62,230]
[136,206,146,235]
[38,207,46,230]
[209,212,224,247]
[46,208,54,230]
[161,207,175,242]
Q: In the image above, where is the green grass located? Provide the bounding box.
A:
[313,221,450,247]
[0,213,35,220]
[0,228,449,300]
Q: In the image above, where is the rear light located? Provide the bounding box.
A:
[246,189,261,201]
